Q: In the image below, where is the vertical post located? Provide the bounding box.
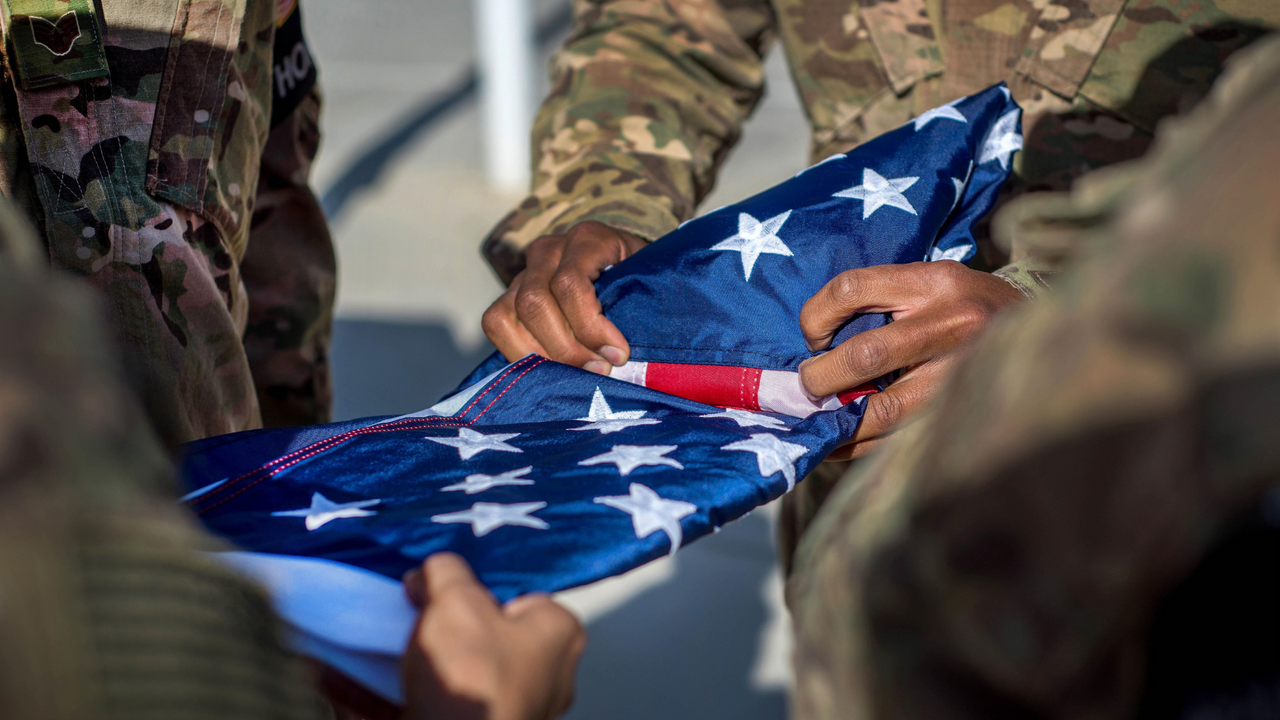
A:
[475,0,535,192]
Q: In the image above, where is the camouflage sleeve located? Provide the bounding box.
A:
[788,36,1280,720]
[481,0,778,283]
[988,192,1093,299]
[0,0,337,441]
[990,256,1057,298]
[989,162,1147,298]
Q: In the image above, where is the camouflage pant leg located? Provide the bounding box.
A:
[241,88,336,428]
[0,194,326,720]
[788,37,1280,720]
[778,460,851,577]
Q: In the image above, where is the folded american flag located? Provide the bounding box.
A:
[182,84,1021,701]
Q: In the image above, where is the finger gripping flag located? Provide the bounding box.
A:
[182,84,1022,702]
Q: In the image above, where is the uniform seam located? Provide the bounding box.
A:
[146,0,189,197]
[152,0,231,207]
[104,64,140,238]
[24,66,106,85]
[187,0,229,205]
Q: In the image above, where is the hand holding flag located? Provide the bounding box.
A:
[184,83,1024,702]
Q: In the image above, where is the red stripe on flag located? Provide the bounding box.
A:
[837,382,878,405]
[645,363,763,411]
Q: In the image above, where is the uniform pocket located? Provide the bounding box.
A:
[146,0,271,262]
[857,0,944,95]
[1014,0,1127,100]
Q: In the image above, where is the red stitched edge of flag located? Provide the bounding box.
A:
[837,382,878,405]
[644,363,763,411]
[189,356,548,514]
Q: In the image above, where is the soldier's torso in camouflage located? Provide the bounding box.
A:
[485,4,1280,718]
[483,0,1278,289]
[789,36,1280,719]
[0,0,334,445]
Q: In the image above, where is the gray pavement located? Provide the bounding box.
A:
[305,1,810,715]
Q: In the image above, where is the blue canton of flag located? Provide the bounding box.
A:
[181,84,1022,702]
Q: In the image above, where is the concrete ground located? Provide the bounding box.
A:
[304,1,812,715]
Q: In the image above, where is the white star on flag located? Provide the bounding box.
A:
[834,169,919,219]
[977,109,1022,170]
[271,492,380,531]
[432,501,549,536]
[580,444,684,475]
[930,243,972,262]
[595,483,698,556]
[912,100,967,131]
[711,210,794,281]
[442,466,535,494]
[949,161,973,213]
[700,407,788,429]
[571,387,661,434]
[721,433,810,491]
[427,428,522,460]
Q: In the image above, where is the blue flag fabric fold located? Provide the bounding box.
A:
[183,83,1022,604]
[456,83,1022,390]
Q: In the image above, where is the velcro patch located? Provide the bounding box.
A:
[1,0,109,89]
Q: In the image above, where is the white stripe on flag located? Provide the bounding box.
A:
[758,370,842,417]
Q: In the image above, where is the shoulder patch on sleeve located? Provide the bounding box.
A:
[1,0,109,90]
[270,0,316,127]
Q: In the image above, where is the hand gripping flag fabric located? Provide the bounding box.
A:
[181,84,1022,701]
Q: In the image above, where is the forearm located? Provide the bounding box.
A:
[483,0,775,283]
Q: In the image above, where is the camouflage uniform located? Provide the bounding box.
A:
[481,0,1278,287]
[0,0,335,446]
[480,0,1279,569]
[0,187,325,718]
[789,35,1280,719]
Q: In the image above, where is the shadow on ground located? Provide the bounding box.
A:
[331,317,495,420]
[566,512,787,720]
